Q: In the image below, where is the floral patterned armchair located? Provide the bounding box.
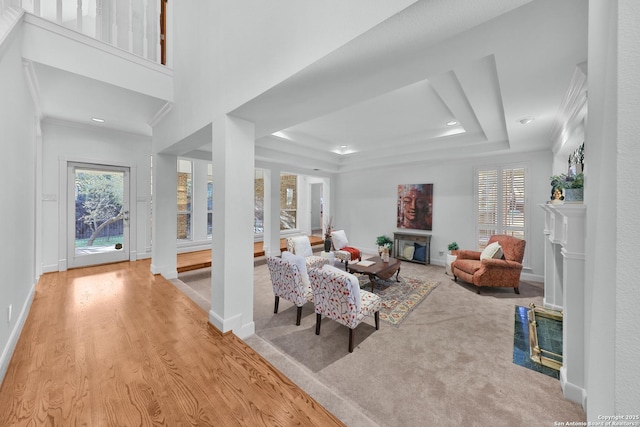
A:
[308,265,381,352]
[266,254,314,325]
[286,235,329,270]
[451,235,526,294]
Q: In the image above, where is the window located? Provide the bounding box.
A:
[207,163,213,238]
[253,170,298,234]
[254,169,264,233]
[177,159,192,241]
[280,173,297,231]
[475,165,527,263]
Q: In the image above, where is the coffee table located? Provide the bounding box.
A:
[348,256,401,293]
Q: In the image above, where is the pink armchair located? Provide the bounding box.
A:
[451,235,526,294]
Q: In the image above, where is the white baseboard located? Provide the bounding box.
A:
[560,367,586,409]
[0,281,35,384]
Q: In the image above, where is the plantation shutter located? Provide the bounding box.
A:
[476,169,498,249]
[475,165,527,258]
[502,167,526,240]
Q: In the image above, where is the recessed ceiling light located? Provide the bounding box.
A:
[91,117,105,123]
[446,120,458,126]
[340,145,348,148]
[518,117,535,125]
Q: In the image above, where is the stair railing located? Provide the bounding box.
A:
[9,0,161,63]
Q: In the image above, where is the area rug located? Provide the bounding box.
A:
[513,305,561,379]
[357,274,438,326]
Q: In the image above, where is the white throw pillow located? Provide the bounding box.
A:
[331,230,349,250]
[480,241,503,261]
[403,244,415,260]
[281,251,310,287]
[322,264,361,312]
[291,235,313,258]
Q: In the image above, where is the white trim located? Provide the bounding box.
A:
[0,281,35,385]
[208,312,255,339]
[23,12,172,73]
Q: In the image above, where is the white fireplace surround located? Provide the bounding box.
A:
[540,203,586,407]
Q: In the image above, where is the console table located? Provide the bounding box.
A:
[393,232,431,264]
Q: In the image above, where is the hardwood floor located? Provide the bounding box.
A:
[177,236,324,273]
[0,259,343,426]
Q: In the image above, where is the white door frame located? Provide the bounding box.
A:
[58,158,137,271]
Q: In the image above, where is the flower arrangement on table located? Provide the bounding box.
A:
[323,217,334,252]
[376,235,393,256]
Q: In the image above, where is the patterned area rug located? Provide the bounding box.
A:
[357,274,438,326]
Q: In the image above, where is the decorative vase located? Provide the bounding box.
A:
[564,188,584,202]
[324,237,332,252]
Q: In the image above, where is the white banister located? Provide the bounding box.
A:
[75,0,81,33]
[13,0,161,63]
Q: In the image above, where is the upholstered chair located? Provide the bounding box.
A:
[451,235,526,294]
[308,265,381,352]
[330,230,362,271]
[286,235,329,269]
[266,252,314,325]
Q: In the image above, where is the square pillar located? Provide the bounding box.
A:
[151,153,177,279]
[209,115,255,338]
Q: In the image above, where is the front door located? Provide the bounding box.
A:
[67,163,130,268]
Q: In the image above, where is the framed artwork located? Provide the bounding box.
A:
[397,183,433,231]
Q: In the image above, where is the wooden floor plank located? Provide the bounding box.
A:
[0,260,343,427]
[177,235,324,273]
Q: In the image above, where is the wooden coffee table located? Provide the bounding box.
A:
[348,256,401,292]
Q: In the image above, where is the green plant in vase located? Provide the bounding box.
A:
[550,172,584,202]
[448,242,459,254]
[376,235,393,256]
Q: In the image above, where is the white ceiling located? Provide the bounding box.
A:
[230,0,588,173]
[26,0,587,172]
[31,62,167,136]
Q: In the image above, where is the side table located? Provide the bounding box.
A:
[445,254,457,275]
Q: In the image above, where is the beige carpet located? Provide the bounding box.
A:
[174,259,586,427]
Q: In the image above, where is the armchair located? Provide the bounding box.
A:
[266,252,314,325]
[286,235,329,269]
[330,229,362,271]
[308,265,381,352]
[451,235,526,294]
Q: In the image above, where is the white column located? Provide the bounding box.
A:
[556,204,586,406]
[210,115,255,338]
[150,153,177,279]
[266,168,281,257]
[540,205,563,310]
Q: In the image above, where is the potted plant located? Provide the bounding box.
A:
[550,172,584,202]
[447,242,459,255]
[376,235,393,256]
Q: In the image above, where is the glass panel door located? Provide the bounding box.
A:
[68,163,130,268]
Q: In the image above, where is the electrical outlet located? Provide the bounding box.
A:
[438,250,444,256]
[7,304,12,323]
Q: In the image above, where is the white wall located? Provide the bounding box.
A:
[0,26,37,383]
[154,0,417,152]
[40,121,152,271]
[584,0,640,417]
[335,151,552,280]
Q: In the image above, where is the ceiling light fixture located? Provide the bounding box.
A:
[91,117,105,123]
[518,117,535,125]
[340,145,348,148]
[446,120,458,126]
